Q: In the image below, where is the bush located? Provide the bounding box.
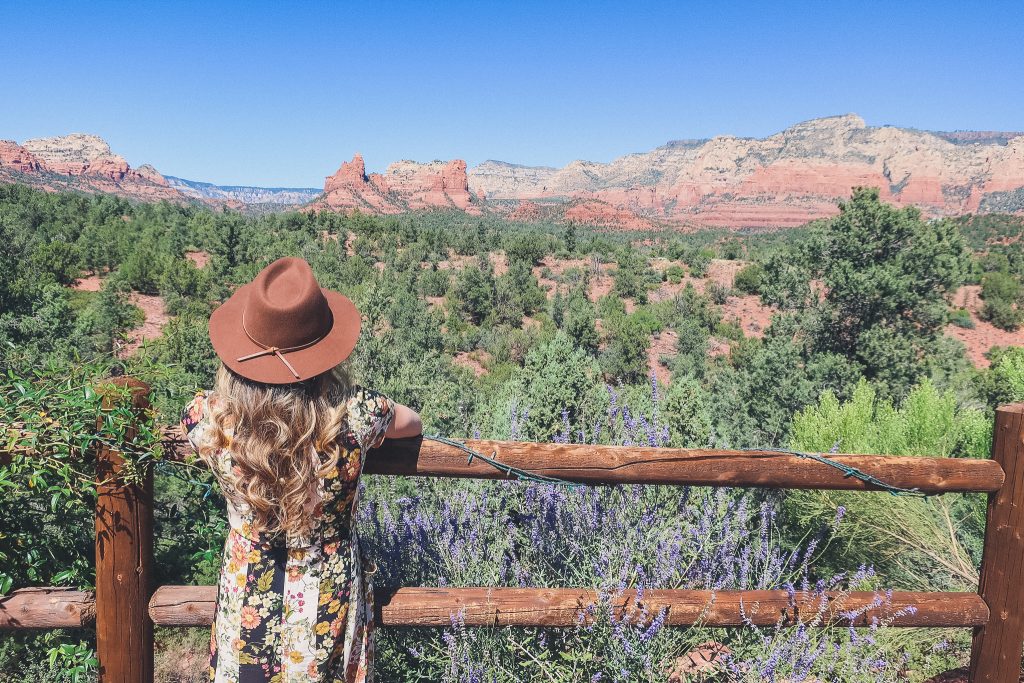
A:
[707,281,732,305]
[665,263,685,284]
[733,263,765,295]
[684,248,714,278]
[419,267,450,297]
[982,297,1022,331]
[949,308,975,329]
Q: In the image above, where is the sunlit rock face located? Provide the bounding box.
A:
[468,114,1024,228]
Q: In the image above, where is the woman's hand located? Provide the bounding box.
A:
[385,402,422,439]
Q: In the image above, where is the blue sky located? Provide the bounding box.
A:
[2,1,1022,187]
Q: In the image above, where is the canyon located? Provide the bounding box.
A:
[3,115,1024,229]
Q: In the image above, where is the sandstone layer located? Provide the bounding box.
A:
[310,154,480,215]
[0,134,185,202]
[468,114,1024,229]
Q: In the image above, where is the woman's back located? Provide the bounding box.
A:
[183,383,394,682]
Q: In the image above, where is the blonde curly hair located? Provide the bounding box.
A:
[198,363,353,540]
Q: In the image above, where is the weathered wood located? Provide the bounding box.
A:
[148,585,988,628]
[0,587,95,629]
[95,378,153,683]
[363,436,1005,494]
[148,585,217,627]
[970,404,1024,683]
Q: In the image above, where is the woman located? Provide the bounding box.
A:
[181,256,422,682]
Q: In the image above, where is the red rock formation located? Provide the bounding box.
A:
[324,153,369,193]
[469,115,1024,229]
[1,134,187,203]
[311,155,479,215]
[134,164,170,187]
[0,141,42,173]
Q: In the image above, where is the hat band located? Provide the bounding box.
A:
[237,313,333,380]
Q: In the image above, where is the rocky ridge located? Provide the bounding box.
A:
[165,176,320,207]
[468,114,1024,228]
[0,134,184,202]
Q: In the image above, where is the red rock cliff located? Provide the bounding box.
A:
[0,134,185,203]
[312,155,478,214]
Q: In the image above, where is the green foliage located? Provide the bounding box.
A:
[979,271,1023,330]
[600,314,651,384]
[763,189,969,400]
[706,281,731,305]
[560,292,599,353]
[452,262,496,324]
[478,332,604,441]
[611,248,656,303]
[683,247,714,278]
[948,307,974,329]
[980,346,1024,407]
[787,379,990,589]
[732,262,765,295]
[661,376,712,446]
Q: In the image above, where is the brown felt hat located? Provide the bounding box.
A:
[208,257,361,385]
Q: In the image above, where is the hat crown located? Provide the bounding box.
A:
[242,258,332,349]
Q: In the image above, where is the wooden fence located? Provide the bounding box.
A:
[2,377,1023,683]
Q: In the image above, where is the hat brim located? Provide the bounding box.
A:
[209,284,361,385]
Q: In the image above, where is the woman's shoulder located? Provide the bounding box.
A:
[181,389,227,448]
[345,385,395,449]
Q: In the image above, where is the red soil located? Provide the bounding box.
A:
[648,329,678,386]
[120,293,170,356]
[184,250,210,268]
[453,350,491,377]
[944,285,1024,368]
[722,294,773,338]
[73,274,103,292]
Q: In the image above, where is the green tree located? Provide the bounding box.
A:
[511,332,603,441]
[562,292,599,353]
[452,263,495,324]
[661,376,712,447]
[601,314,650,383]
[814,188,967,397]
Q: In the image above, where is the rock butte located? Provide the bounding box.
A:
[310,153,480,215]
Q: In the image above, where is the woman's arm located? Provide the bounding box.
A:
[385,402,422,439]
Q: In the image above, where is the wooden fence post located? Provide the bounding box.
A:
[971,403,1024,683]
[95,378,153,683]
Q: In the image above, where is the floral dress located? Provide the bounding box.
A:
[181,386,395,683]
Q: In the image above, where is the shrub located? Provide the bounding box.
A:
[665,263,684,284]
[733,263,765,295]
[948,307,974,329]
[707,281,732,305]
[982,297,1022,331]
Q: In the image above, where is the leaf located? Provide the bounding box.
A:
[256,569,274,592]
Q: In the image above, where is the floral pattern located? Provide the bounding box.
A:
[182,386,394,683]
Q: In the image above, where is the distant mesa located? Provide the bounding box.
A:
[164,176,320,208]
[3,115,1024,228]
[0,133,183,202]
[468,113,1024,228]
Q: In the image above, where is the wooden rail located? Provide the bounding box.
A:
[145,585,990,629]
[1,377,1023,683]
[365,436,1005,494]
